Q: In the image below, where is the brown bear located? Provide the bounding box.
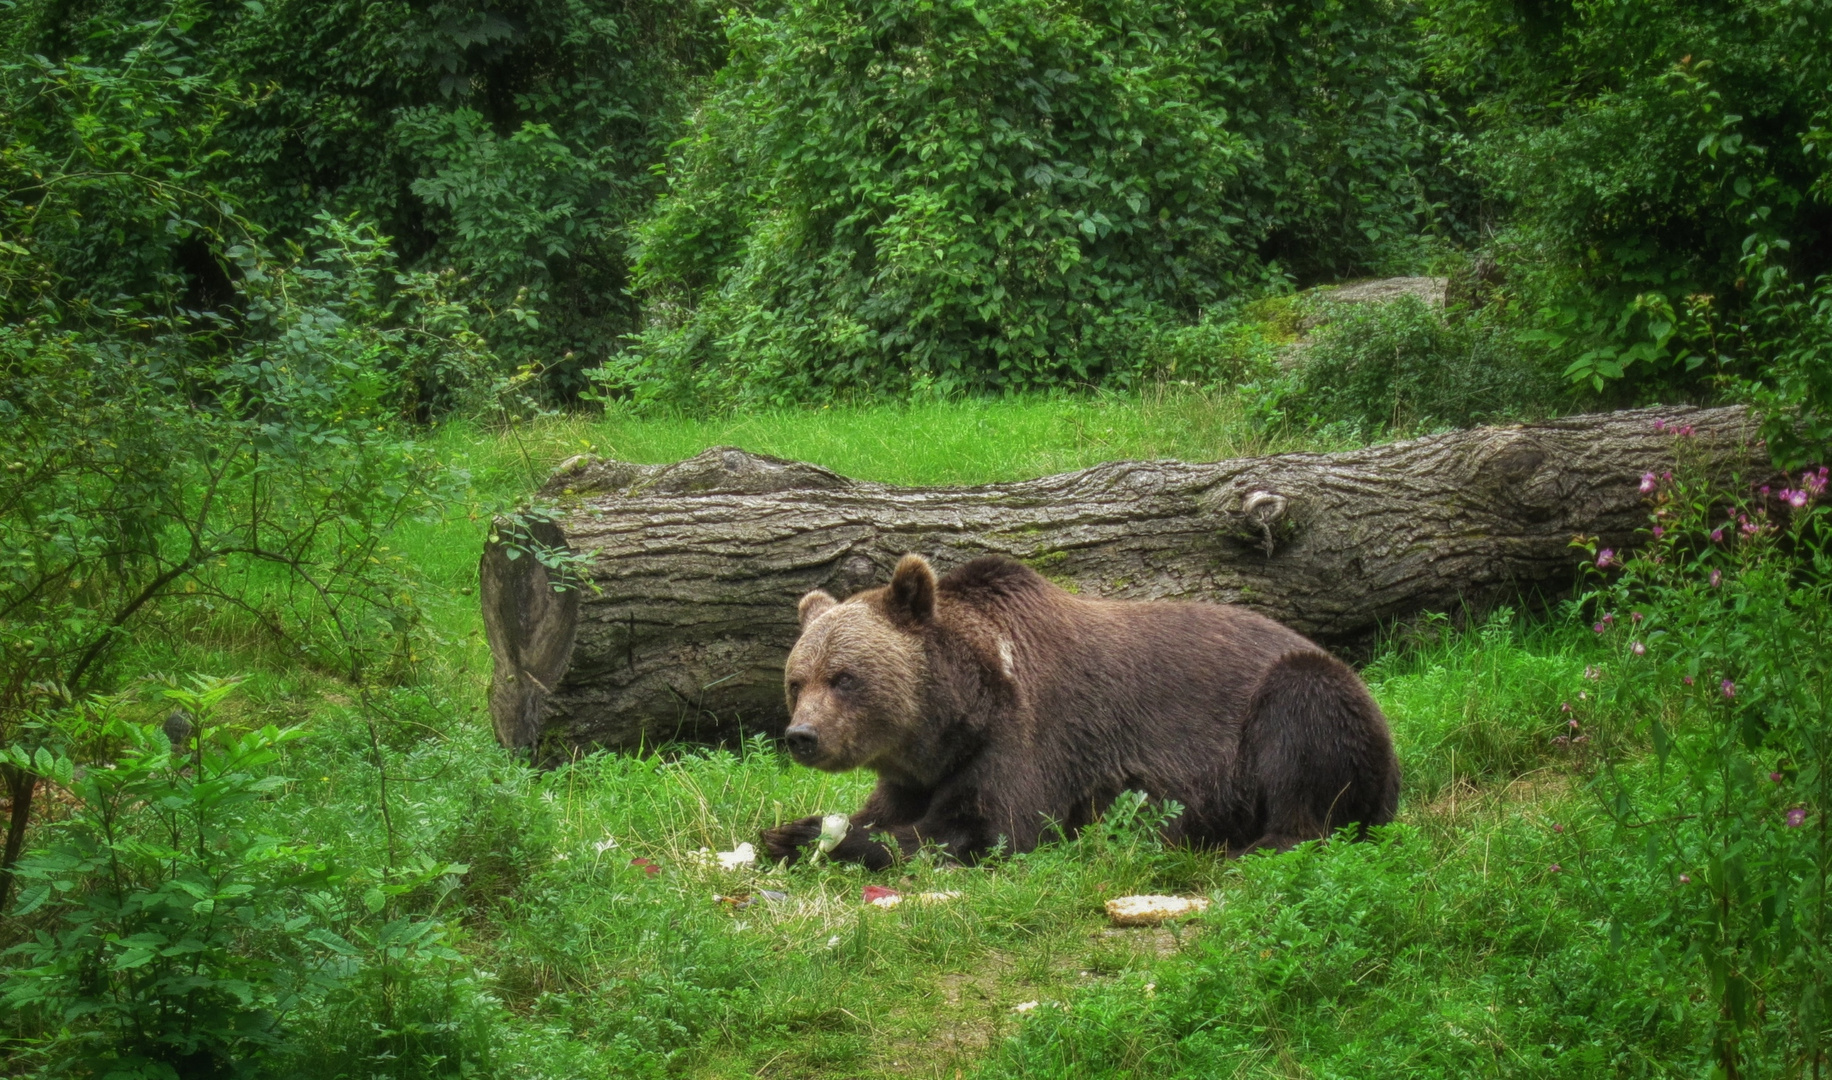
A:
[760,554,1400,869]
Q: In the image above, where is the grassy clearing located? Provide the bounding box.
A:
[25,392,1704,1078]
[438,384,1358,494]
[110,616,1610,1078]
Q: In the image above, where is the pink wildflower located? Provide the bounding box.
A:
[1553,823,1564,833]
[1679,873,1691,884]
[1742,520,1760,537]
[1569,718,1580,730]
[1596,549,1617,569]
[1683,675,1694,686]
[1631,641,1646,656]
[1677,424,1695,437]
[1787,807,1807,828]
[1783,488,1808,509]
[1710,568,1722,588]
[1721,679,1736,699]
[1804,467,1829,498]
[1653,419,1666,432]
[1770,772,1784,784]
[1640,472,1658,495]
[1601,613,1616,626]
[1549,863,1563,873]
[1593,622,1606,634]
[1710,527,1724,543]
[1560,701,1571,713]
[1631,611,1644,623]
[1652,525,1665,538]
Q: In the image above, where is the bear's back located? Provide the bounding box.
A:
[936,556,1321,733]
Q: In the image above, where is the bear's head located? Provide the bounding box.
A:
[782,553,938,773]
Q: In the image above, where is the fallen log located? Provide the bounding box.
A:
[481,405,1765,756]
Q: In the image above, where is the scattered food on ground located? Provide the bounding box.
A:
[1104,894,1212,926]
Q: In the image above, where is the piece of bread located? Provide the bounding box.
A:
[1103,894,1212,926]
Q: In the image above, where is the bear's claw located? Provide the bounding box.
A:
[760,815,824,864]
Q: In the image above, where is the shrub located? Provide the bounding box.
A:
[613,0,1467,404]
[1574,434,1832,1075]
[1264,296,1564,435]
[1,679,496,1079]
[2,681,339,1076]
[1422,0,1832,411]
[4,0,724,399]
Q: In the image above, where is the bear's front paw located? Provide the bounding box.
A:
[760,815,824,864]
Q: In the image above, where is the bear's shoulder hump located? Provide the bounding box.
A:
[938,556,1049,601]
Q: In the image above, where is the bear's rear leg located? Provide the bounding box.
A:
[1235,651,1400,854]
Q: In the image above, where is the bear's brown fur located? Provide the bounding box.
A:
[761,554,1400,869]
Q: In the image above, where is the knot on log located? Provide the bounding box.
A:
[1469,432,1562,523]
[1217,489,1293,556]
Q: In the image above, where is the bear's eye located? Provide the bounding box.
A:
[830,672,859,693]
[787,680,803,701]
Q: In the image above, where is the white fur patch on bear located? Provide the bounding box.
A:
[998,638,1016,679]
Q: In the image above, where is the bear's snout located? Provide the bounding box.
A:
[783,724,821,763]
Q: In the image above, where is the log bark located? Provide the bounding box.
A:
[481,405,1766,756]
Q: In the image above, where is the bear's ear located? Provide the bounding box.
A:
[888,553,936,624]
[798,590,838,629]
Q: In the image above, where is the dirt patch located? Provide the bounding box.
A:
[1087,924,1200,959]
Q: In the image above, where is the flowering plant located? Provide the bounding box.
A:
[1572,439,1830,1073]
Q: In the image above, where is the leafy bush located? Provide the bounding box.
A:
[1262,296,1563,435]
[1130,304,1284,387]
[0,214,465,692]
[2,681,329,1077]
[2,679,497,1079]
[1738,243,1832,470]
[1422,0,1832,423]
[1,24,477,908]
[5,0,724,398]
[612,0,1467,404]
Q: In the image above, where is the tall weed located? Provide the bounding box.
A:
[1575,435,1832,1076]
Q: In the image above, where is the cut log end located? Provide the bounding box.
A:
[480,517,581,752]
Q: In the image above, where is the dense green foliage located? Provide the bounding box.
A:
[4,0,721,393]
[1427,1,1832,377]
[1259,294,1565,434]
[9,0,1832,427]
[612,0,1462,400]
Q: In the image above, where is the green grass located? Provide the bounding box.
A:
[160,602,1626,1080]
[15,391,1718,1079]
[434,384,1356,496]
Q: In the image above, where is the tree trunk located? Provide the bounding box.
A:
[481,405,1766,757]
[0,763,35,911]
